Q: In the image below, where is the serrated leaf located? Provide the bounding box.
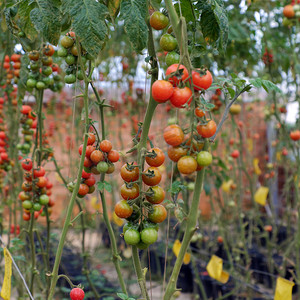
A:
[64,0,109,56]
[30,0,61,45]
[18,0,38,41]
[17,55,30,100]
[108,0,121,20]
[261,80,282,94]
[226,87,235,98]
[249,78,262,89]
[120,0,148,53]
[175,0,196,24]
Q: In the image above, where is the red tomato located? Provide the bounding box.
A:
[290,130,300,141]
[197,120,217,138]
[163,124,184,146]
[192,69,213,90]
[114,200,133,218]
[120,164,139,182]
[195,107,205,118]
[146,148,165,167]
[231,150,240,159]
[107,150,120,162]
[151,80,174,103]
[21,158,32,171]
[170,87,192,108]
[166,64,189,86]
[142,167,162,186]
[21,105,32,114]
[100,140,112,152]
[33,167,46,178]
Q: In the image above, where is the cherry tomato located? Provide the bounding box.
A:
[21,105,32,114]
[151,80,174,103]
[84,175,96,187]
[230,104,242,114]
[36,177,47,188]
[120,164,139,182]
[85,145,95,158]
[142,167,162,186]
[177,156,197,174]
[23,212,31,221]
[107,150,120,162]
[170,87,192,108]
[61,35,74,48]
[167,146,188,162]
[166,64,189,86]
[165,51,180,67]
[195,107,205,118]
[150,11,169,30]
[33,166,46,178]
[28,51,39,61]
[197,151,213,166]
[19,191,30,201]
[192,69,213,90]
[90,150,104,164]
[146,186,165,204]
[160,33,177,52]
[163,124,184,146]
[231,150,239,159]
[114,200,133,218]
[97,161,108,173]
[124,229,141,245]
[100,140,112,152]
[290,130,300,141]
[85,133,95,145]
[197,120,217,138]
[146,148,165,167]
[43,45,55,56]
[70,287,85,300]
[148,204,167,223]
[78,183,89,196]
[84,157,92,168]
[120,183,139,200]
[141,228,158,245]
[21,158,32,171]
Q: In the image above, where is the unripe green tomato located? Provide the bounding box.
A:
[24,135,32,142]
[57,47,68,57]
[81,56,87,65]
[187,182,195,191]
[141,228,158,245]
[53,74,61,81]
[165,51,180,67]
[97,161,109,173]
[86,53,94,60]
[22,143,31,152]
[197,151,213,167]
[296,11,300,17]
[22,200,33,210]
[65,55,76,65]
[77,70,84,80]
[88,185,95,194]
[18,31,25,37]
[30,62,39,71]
[294,4,300,11]
[43,77,52,86]
[33,203,42,211]
[48,78,55,86]
[124,229,141,245]
[42,66,53,76]
[137,241,149,250]
[36,81,46,90]
[64,74,76,84]
[39,194,49,205]
[25,119,33,126]
[160,33,177,52]
[61,35,74,48]
[26,78,37,88]
[57,82,64,90]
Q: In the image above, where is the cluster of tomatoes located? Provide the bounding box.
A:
[262,48,274,66]
[74,132,119,197]
[19,158,54,221]
[57,32,92,84]
[114,148,167,249]
[3,54,22,85]
[26,45,63,92]
[283,0,300,20]
[17,105,37,155]
[290,130,300,141]
[152,63,212,108]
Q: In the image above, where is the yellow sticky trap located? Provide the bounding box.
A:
[276,151,281,162]
[274,277,294,300]
[1,247,12,300]
[112,212,124,227]
[206,255,229,284]
[221,180,233,193]
[172,240,191,265]
[247,138,253,152]
[91,196,101,211]
[254,186,269,206]
[253,158,261,175]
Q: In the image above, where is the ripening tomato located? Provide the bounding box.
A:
[178,156,198,174]
[151,80,174,103]
[19,191,30,201]
[36,177,47,188]
[107,150,120,162]
[192,69,213,90]
[167,146,188,162]
[81,169,91,179]
[142,167,162,186]
[148,204,167,223]
[86,133,96,145]
[195,107,205,118]
[290,130,300,141]
[90,150,104,164]
[146,148,165,167]
[120,183,139,200]
[230,104,242,115]
[22,182,32,192]
[21,105,32,114]
[146,186,165,204]
[84,157,92,168]
[21,158,32,171]
[170,87,192,108]
[43,45,55,56]
[160,34,178,52]
[85,145,95,158]
[84,175,96,187]
[150,11,169,30]
[120,164,139,182]
[197,151,213,166]
[100,140,112,152]
[28,51,39,61]
[197,120,217,138]
[283,5,295,18]
[33,166,46,177]
[166,64,189,86]
[78,183,89,196]
[114,200,133,219]
[23,212,31,221]
[231,150,240,159]
[282,148,288,156]
[163,124,184,146]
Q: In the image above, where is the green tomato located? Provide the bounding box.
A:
[36,81,46,90]
[53,74,61,81]
[42,66,53,76]
[26,78,37,88]
[97,161,109,173]
[57,47,68,57]
[39,194,49,205]
[43,77,52,86]
[137,241,149,250]
[61,35,74,48]
[33,203,42,211]
[124,229,141,245]
[24,135,32,142]
[160,34,177,52]
[141,228,158,245]
[197,151,213,167]
[30,62,39,71]
[65,55,76,65]
[57,82,64,90]
[64,74,76,84]
[165,51,180,67]
[22,200,33,210]
[77,70,84,80]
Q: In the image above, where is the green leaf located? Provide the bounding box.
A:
[108,0,121,20]
[104,181,112,193]
[30,0,61,45]
[261,80,282,94]
[120,0,148,53]
[249,78,262,89]
[167,180,186,195]
[18,0,38,41]
[175,0,195,24]
[64,0,109,56]
[97,181,104,191]
[226,87,235,98]
[18,55,30,101]
[117,293,128,300]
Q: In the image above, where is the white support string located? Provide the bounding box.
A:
[0,235,35,300]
